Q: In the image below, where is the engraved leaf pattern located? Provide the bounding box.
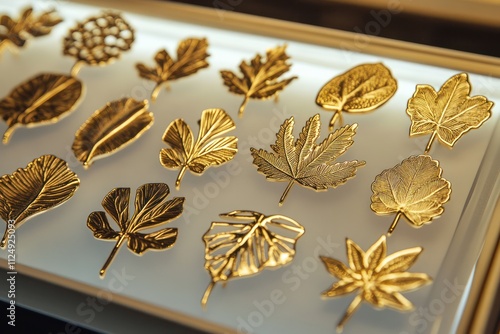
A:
[0,155,80,248]
[201,210,305,307]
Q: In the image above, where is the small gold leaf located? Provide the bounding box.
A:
[201,210,305,307]
[0,155,80,248]
[72,98,153,168]
[316,63,397,130]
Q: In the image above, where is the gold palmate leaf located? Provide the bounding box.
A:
[371,155,451,235]
[316,63,397,130]
[160,108,237,189]
[406,73,493,153]
[73,97,153,168]
[136,37,209,101]
[0,155,79,248]
[0,73,83,144]
[221,44,297,117]
[201,210,304,307]
[251,114,365,206]
[320,235,431,333]
[87,183,184,277]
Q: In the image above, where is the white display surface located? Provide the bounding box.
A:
[0,1,499,333]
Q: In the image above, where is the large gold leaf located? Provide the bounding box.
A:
[201,210,305,307]
[0,73,83,144]
[0,155,80,248]
[72,98,153,168]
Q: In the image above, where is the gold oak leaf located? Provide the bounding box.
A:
[406,73,493,153]
[87,183,184,277]
[0,155,80,248]
[136,37,209,101]
[320,235,431,333]
[371,155,451,235]
[201,210,305,308]
[159,108,237,189]
[220,44,297,117]
[72,97,153,168]
[250,114,365,206]
[316,63,397,130]
[0,73,83,144]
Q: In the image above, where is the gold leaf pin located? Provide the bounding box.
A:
[320,235,431,333]
[221,44,297,117]
[87,183,184,277]
[136,37,209,101]
[316,63,397,130]
[251,114,365,206]
[201,210,305,308]
[0,155,80,248]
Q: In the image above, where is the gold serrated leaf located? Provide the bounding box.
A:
[220,44,297,117]
[87,183,184,277]
[136,37,209,101]
[320,235,431,333]
[371,155,451,235]
[72,98,153,168]
[201,210,305,307]
[159,108,237,189]
[250,114,365,206]
[316,63,397,130]
[0,73,83,144]
[0,155,80,248]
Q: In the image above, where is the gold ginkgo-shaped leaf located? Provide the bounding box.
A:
[320,235,431,333]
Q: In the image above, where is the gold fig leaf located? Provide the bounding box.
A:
[201,210,305,307]
[0,155,80,248]
[87,183,184,277]
[72,97,153,168]
[406,73,493,153]
[316,63,397,130]
[136,37,209,101]
[159,108,237,189]
[370,155,451,235]
[220,44,297,117]
[320,235,431,333]
[0,73,83,144]
[250,114,365,206]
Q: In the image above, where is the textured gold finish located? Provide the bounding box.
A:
[251,114,365,206]
[220,44,297,117]
[0,73,83,144]
[160,108,237,189]
[136,37,209,101]
[201,210,304,308]
[406,73,493,153]
[72,98,153,168]
[316,63,397,130]
[320,235,431,333]
[87,183,184,277]
[0,155,80,248]
[371,155,451,235]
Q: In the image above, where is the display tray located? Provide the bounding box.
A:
[0,1,499,333]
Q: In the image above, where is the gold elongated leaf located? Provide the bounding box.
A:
[87,183,184,277]
[221,44,297,117]
[251,114,365,206]
[72,98,153,168]
[0,73,83,144]
[371,155,451,235]
[0,155,80,248]
[406,73,493,153]
[316,63,397,130]
[201,210,305,307]
[320,235,431,333]
[136,37,209,101]
[160,108,237,189]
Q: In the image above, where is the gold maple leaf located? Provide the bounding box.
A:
[320,235,431,333]
[406,73,493,153]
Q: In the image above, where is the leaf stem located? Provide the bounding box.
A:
[100,234,126,278]
[388,211,403,236]
[70,61,84,77]
[151,82,170,102]
[2,125,17,144]
[337,294,363,333]
[0,224,10,249]
[279,180,295,206]
[238,96,249,118]
[329,110,343,131]
[175,166,188,190]
[424,131,437,154]
[201,280,216,309]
